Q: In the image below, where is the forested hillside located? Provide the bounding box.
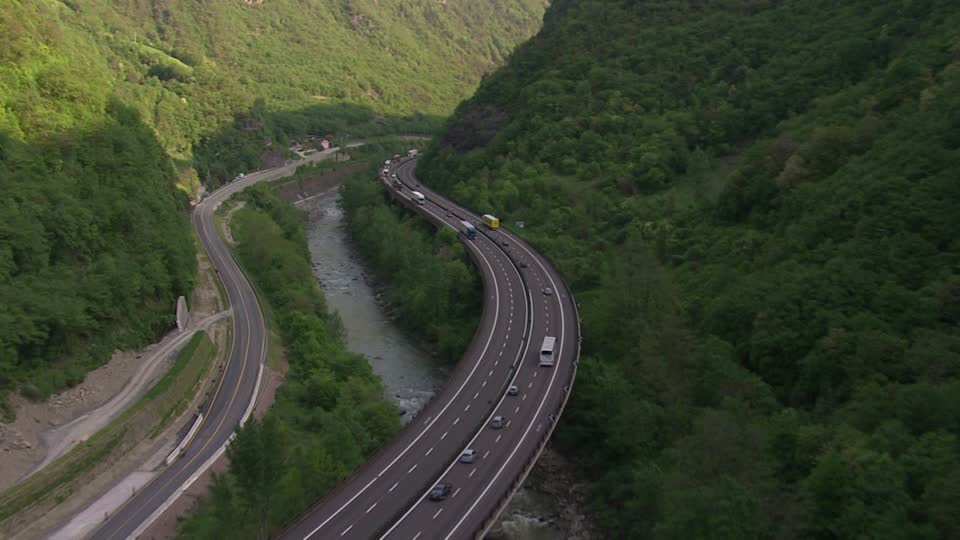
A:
[179,186,398,538]
[1,0,546,185]
[0,0,545,414]
[0,102,196,417]
[418,0,960,536]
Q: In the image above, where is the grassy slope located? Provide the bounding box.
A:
[419,0,960,537]
[1,0,546,165]
[0,0,544,408]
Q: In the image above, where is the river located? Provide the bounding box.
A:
[299,187,594,540]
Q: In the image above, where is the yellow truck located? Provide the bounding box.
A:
[482,214,500,229]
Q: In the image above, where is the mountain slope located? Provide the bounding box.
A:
[0,0,546,413]
[1,0,547,166]
[419,0,960,536]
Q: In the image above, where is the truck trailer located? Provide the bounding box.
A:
[459,220,477,240]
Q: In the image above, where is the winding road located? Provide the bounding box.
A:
[278,157,580,540]
[86,148,578,539]
[86,157,308,539]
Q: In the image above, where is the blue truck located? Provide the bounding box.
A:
[459,220,477,240]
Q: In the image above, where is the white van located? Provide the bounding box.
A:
[539,336,556,367]
[410,191,426,205]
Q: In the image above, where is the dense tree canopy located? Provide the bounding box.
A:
[341,168,482,361]
[0,102,195,416]
[0,0,544,412]
[0,0,547,184]
[179,186,399,538]
[407,0,960,536]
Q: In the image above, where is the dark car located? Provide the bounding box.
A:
[429,482,452,501]
[507,385,519,396]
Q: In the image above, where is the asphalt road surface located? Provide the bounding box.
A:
[279,157,580,540]
[88,166,279,539]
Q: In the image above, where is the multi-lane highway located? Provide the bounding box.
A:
[279,157,580,540]
[88,170,274,539]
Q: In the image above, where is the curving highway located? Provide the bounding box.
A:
[279,157,580,540]
[88,169,275,539]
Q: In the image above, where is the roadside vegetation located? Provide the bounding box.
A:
[178,186,399,538]
[340,168,482,361]
[0,331,216,531]
[0,0,543,413]
[0,103,196,417]
[407,0,960,537]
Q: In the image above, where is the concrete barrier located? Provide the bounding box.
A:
[176,296,190,332]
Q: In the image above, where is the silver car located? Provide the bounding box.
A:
[460,449,478,463]
[490,416,505,429]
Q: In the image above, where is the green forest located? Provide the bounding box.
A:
[341,167,482,361]
[0,102,195,418]
[0,0,543,411]
[179,185,398,538]
[404,0,960,537]
[1,0,546,186]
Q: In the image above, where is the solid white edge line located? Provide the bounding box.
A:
[379,239,533,539]
[379,164,573,540]
[442,229,568,540]
[301,159,508,539]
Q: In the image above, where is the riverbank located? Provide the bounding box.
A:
[298,188,444,420]
[305,169,598,539]
[175,183,400,538]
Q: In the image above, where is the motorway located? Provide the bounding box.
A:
[279,157,580,540]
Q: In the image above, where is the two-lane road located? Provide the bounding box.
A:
[89,166,285,539]
[279,157,579,539]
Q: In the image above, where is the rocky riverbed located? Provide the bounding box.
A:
[299,185,598,539]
